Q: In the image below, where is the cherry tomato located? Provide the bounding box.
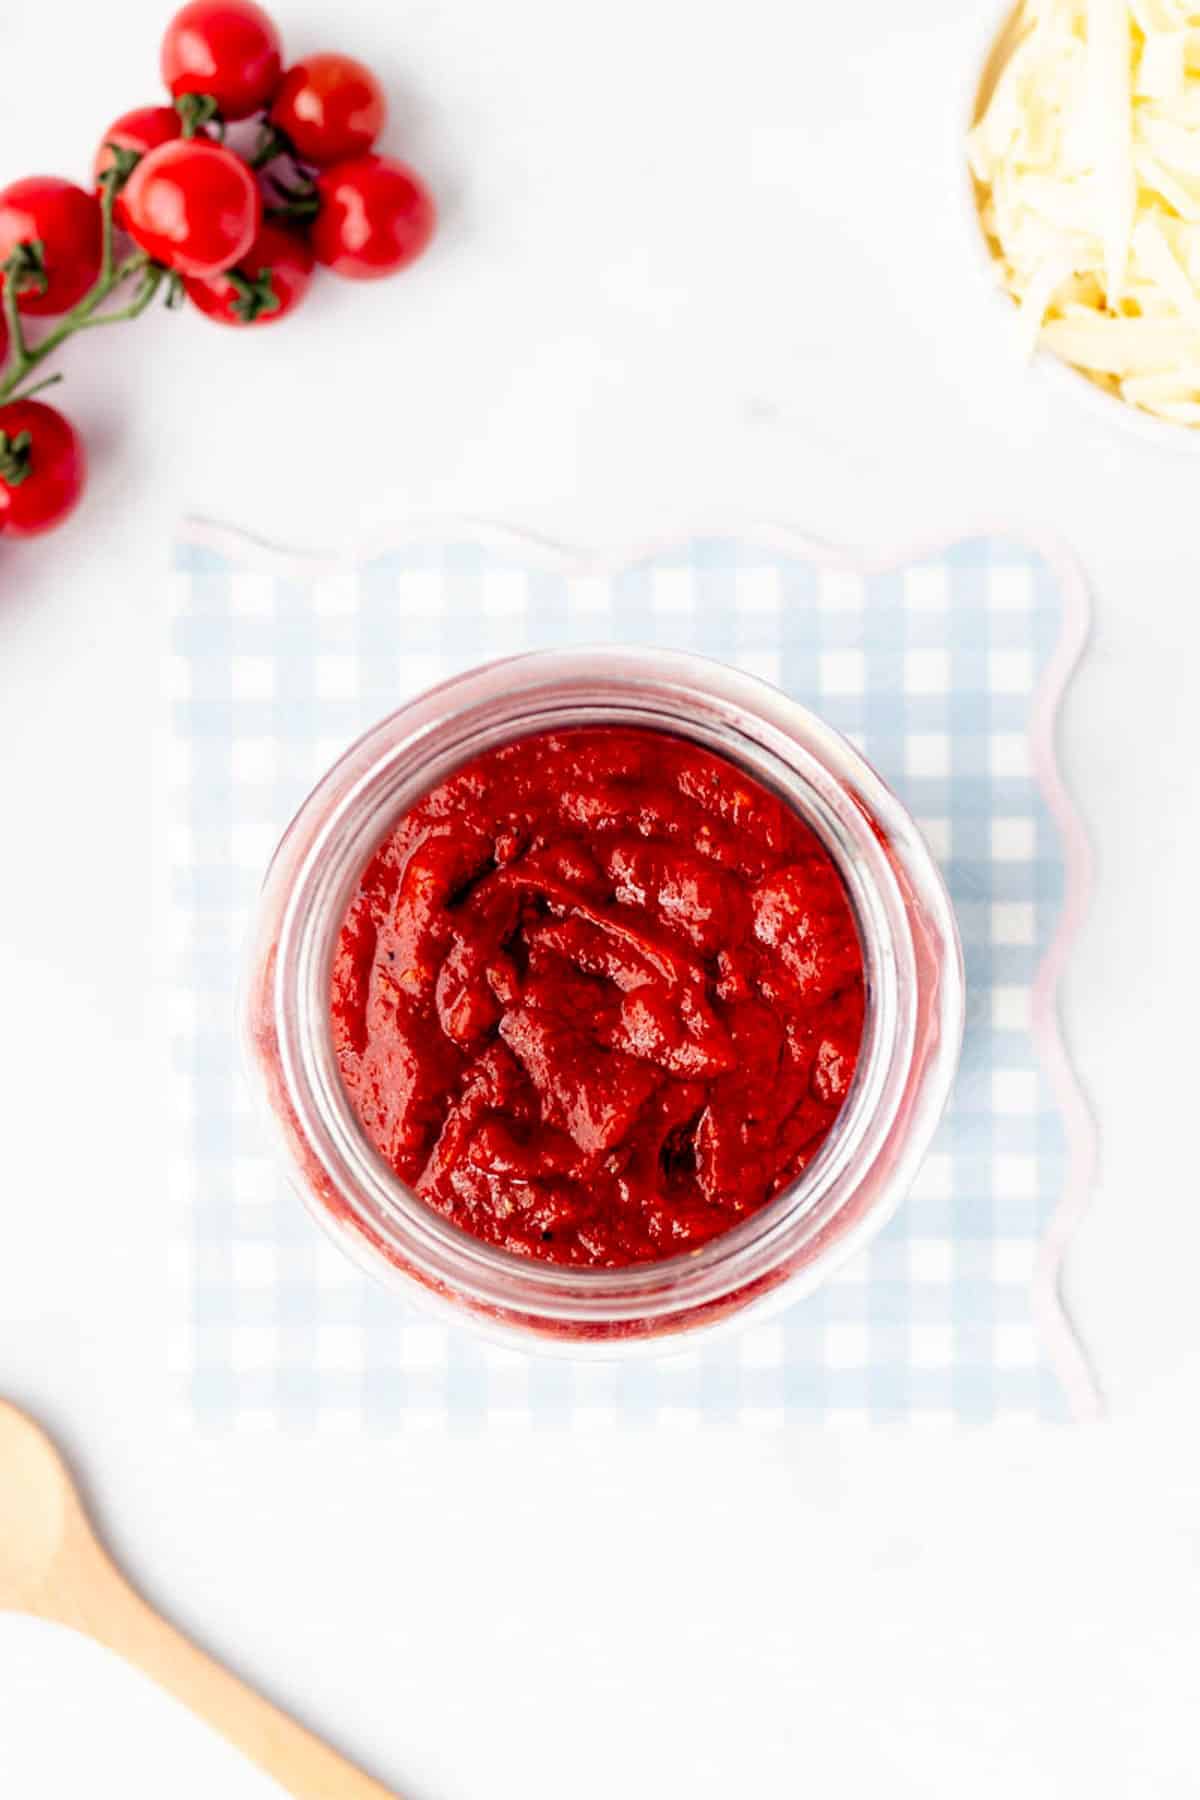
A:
[93,107,184,229]
[312,156,435,280]
[270,53,386,166]
[122,140,260,278]
[184,222,313,325]
[0,178,103,316]
[0,401,86,539]
[161,0,282,121]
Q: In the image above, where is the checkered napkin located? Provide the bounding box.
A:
[165,525,1097,1430]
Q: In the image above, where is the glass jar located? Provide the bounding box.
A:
[244,648,963,1350]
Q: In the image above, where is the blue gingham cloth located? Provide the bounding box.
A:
[165,526,1096,1429]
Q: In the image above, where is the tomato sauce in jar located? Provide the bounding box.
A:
[330,727,865,1268]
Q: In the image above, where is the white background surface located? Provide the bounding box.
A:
[1,0,1198,1795]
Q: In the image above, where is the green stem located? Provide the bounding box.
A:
[1,263,29,377]
[0,185,158,406]
[265,170,320,224]
[175,93,222,139]
[0,427,33,485]
[9,371,64,403]
[249,122,293,171]
[98,172,116,286]
[75,267,164,331]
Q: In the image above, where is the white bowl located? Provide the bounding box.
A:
[963,0,1200,454]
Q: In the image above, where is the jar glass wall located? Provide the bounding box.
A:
[244,648,964,1350]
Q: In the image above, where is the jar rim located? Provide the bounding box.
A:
[251,647,964,1337]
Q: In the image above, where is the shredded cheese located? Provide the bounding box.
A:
[972,0,1200,425]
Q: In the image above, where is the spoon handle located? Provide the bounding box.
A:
[68,1545,396,1799]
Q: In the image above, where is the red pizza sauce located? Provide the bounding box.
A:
[330,727,865,1268]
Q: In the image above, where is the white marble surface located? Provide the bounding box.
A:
[1,0,1197,1795]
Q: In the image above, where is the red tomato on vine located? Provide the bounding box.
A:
[184,223,313,325]
[270,54,386,166]
[93,109,185,228]
[161,0,283,121]
[0,11,439,544]
[0,178,104,316]
[0,401,86,538]
[122,139,260,278]
[312,156,435,280]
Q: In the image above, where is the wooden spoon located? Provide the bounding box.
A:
[0,1400,395,1798]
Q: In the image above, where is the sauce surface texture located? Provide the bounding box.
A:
[331,727,865,1267]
